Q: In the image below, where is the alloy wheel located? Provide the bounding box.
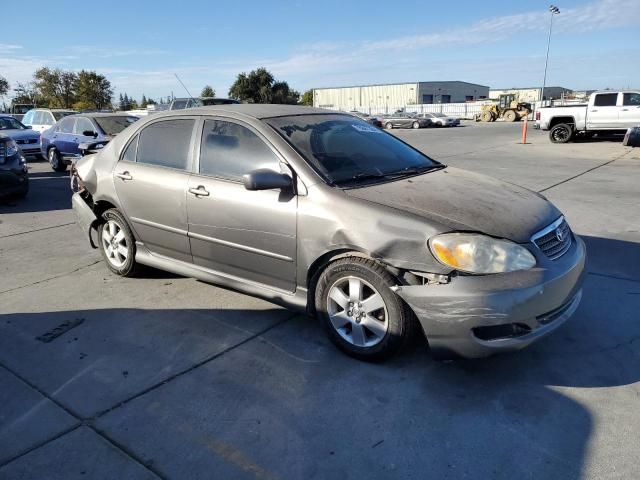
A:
[101,220,128,268]
[326,276,389,347]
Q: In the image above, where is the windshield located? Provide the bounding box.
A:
[266,114,441,186]
[94,116,138,136]
[53,111,76,120]
[0,117,25,130]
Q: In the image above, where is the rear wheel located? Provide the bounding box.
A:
[412,121,420,129]
[314,257,415,361]
[48,148,67,172]
[549,123,574,143]
[503,110,518,122]
[98,209,138,277]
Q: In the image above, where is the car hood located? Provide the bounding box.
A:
[343,167,560,243]
[1,129,40,141]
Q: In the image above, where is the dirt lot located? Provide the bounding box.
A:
[1,122,639,480]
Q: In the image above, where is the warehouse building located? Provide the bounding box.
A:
[313,81,489,111]
[489,86,573,103]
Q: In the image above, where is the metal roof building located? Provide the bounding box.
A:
[313,81,489,111]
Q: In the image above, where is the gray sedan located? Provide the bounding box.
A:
[417,112,460,127]
[71,105,585,361]
[379,113,430,129]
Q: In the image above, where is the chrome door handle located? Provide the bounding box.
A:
[621,109,629,111]
[188,186,210,197]
[115,171,132,181]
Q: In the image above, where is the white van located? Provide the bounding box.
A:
[22,109,77,133]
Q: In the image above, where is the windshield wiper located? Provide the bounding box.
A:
[387,164,446,177]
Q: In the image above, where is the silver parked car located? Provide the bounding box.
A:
[71,105,585,361]
[417,112,460,127]
[379,113,430,130]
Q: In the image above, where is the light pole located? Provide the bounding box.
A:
[541,5,560,104]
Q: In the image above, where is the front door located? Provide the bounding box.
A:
[587,92,620,129]
[186,118,297,292]
[619,92,640,129]
[113,118,197,262]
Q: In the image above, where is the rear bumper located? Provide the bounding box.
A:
[71,192,99,248]
[394,236,586,359]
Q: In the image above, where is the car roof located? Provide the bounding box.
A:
[155,104,337,120]
[69,112,138,118]
[32,108,77,113]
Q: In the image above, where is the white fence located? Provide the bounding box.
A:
[322,102,484,119]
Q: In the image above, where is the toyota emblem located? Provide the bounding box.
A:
[555,228,564,242]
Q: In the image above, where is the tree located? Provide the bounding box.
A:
[33,67,76,108]
[0,75,9,97]
[140,94,148,108]
[200,85,215,98]
[228,67,298,104]
[74,70,113,110]
[118,93,125,111]
[300,89,314,106]
[13,82,37,104]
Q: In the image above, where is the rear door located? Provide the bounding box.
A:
[587,92,620,129]
[186,117,297,292]
[619,92,640,128]
[113,117,197,262]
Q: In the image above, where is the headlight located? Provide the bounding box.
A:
[429,233,536,274]
[6,140,18,157]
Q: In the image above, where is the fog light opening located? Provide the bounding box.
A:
[472,323,531,341]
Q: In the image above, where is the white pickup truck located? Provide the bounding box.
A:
[536,90,640,143]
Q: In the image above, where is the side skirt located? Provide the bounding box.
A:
[135,243,309,313]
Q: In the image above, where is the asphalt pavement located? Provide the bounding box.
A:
[1,121,639,480]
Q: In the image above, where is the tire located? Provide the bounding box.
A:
[384,122,393,130]
[479,111,493,122]
[48,148,67,172]
[412,121,420,129]
[98,209,138,277]
[314,257,415,361]
[503,110,518,122]
[16,179,29,199]
[549,123,574,144]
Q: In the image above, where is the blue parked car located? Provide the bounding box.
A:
[0,114,42,158]
[41,113,138,171]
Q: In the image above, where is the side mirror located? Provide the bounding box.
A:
[243,168,292,191]
[83,130,98,138]
[25,125,33,129]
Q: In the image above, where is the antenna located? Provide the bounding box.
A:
[174,73,195,100]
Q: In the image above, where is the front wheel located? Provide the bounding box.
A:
[384,122,393,130]
[314,257,415,361]
[549,123,574,143]
[48,148,67,172]
[98,209,138,276]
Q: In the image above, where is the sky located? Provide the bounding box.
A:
[1,0,639,102]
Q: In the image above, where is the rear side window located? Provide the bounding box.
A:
[199,119,280,181]
[593,93,618,107]
[623,93,640,106]
[122,135,138,162]
[137,119,194,170]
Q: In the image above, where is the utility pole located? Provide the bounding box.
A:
[541,5,560,104]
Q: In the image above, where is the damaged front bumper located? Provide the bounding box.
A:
[72,192,99,248]
[394,236,586,359]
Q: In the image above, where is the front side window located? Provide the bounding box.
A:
[593,93,618,107]
[137,119,194,170]
[41,112,55,125]
[73,117,95,135]
[267,114,440,187]
[199,119,280,180]
[623,93,640,106]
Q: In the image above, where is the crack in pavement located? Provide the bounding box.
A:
[538,150,633,193]
[0,260,102,296]
[0,222,75,239]
[0,313,297,476]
